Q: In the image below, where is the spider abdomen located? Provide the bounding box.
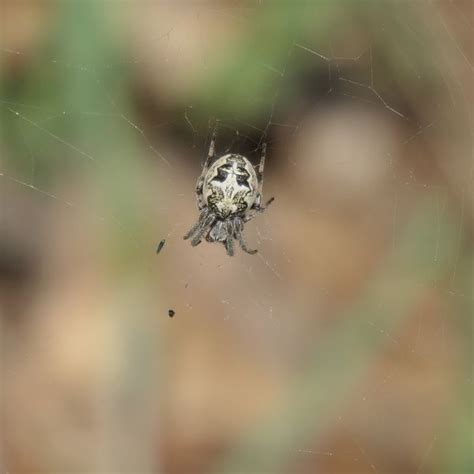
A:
[203,154,258,219]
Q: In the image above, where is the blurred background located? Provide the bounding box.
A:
[1,1,472,473]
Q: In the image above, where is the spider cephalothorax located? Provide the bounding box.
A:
[183,129,273,256]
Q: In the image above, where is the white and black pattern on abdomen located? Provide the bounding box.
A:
[206,186,249,218]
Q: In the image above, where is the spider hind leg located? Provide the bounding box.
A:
[234,217,257,255]
[238,236,257,255]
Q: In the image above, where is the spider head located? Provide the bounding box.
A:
[206,219,228,242]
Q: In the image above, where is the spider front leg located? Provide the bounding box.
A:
[190,212,216,246]
[195,176,206,210]
[184,208,216,246]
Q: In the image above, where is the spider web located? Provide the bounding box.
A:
[1,2,472,474]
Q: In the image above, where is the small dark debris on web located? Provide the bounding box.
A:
[156,239,166,254]
[168,309,175,318]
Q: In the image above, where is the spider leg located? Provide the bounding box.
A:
[195,124,219,210]
[234,217,257,254]
[207,124,218,161]
[191,229,205,247]
[201,123,218,178]
[184,208,216,245]
[237,231,257,255]
[250,141,274,214]
[224,220,234,256]
[243,197,275,223]
[257,141,267,186]
[254,141,267,207]
[224,237,234,256]
[264,196,275,207]
[183,209,209,240]
[196,184,206,210]
[190,212,216,246]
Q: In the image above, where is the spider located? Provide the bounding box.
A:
[183,128,273,256]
